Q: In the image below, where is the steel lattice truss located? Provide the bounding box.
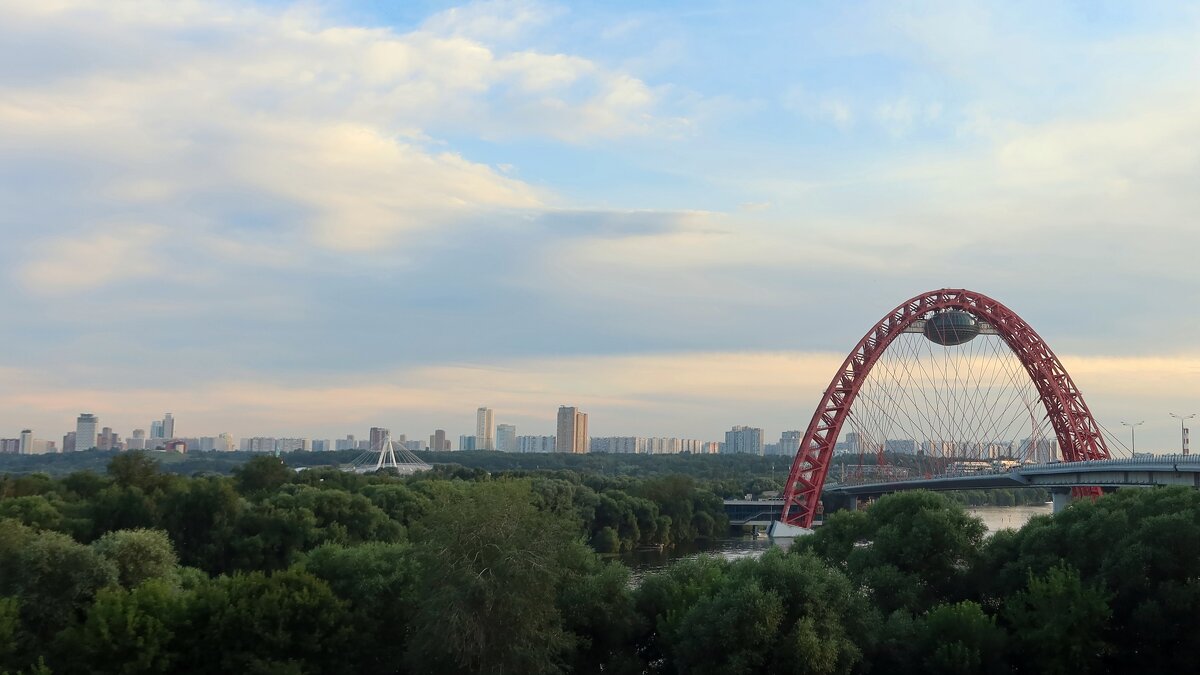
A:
[780,289,1110,529]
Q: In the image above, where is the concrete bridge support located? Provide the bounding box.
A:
[1051,488,1072,514]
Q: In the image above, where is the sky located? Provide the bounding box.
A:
[2,0,1200,450]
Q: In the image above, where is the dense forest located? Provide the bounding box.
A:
[2,451,1180,673]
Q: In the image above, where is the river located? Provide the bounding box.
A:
[622,503,1053,575]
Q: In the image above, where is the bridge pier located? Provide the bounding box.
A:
[1051,488,1072,514]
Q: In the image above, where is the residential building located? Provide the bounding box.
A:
[75,414,99,451]
[127,429,147,450]
[150,420,164,439]
[19,430,32,455]
[476,407,495,451]
[774,430,802,456]
[496,424,517,452]
[370,427,389,453]
[63,432,76,453]
[0,439,18,453]
[517,435,556,453]
[459,435,476,451]
[429,429,450,451]
[311,439,330,452]
[97,427,119,451]
[724,425,764,455]
[555,406,588,454]
[162,413,175,439]
[335,435,357,451]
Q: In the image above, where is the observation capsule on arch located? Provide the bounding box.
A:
[923,310,980,346]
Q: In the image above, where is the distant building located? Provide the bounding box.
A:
[165,439,186,453]
[75,414,99,451]
[403,440,428,452]
[32,440,55,454]
[429,429,450,451]
[370,427,389,453]
[555,406,588,454]
[459,435,477,452]
[97,427,120,451]
[150,420,164,439]
[335,435,357,451]
[240,437,277,453]
[723,426,764,455]
[19,430,33,455]
[127,429,147,450]
[775,431,802,457]
[0,439,18,454]
[476,407,495,451]
[162,413,175,439]
[63,431,76,453]
[496,424,517,452]
[517,435,556,453]
[312,439,330,452]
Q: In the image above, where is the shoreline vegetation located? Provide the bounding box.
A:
[0,450,1179,673]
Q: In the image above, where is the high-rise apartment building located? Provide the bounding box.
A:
[97,427,119,451]
[459,435,477,451]
[63,432,76,453]
[162,413,175,439]
[495,424,517,452]
[335,435,357,451]
[0,439,19,453]
[127,429,146,450]
[517,435,556,453]
[75,414,99,451]
[555,406,588,454]
[369,427,390,453]
[19,430,32,455]
[476,407,495,451]
[775,431,802,456]
[724,425,764,455]
[429,429,450,451]
[150,420,164,439]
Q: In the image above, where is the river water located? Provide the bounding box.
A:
[622,503,1053,574]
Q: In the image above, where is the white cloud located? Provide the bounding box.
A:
[20,224,166,293]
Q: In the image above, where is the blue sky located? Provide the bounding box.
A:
[2,0,1200,449]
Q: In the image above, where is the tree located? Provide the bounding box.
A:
[179,569,351,674]
[915,602,1007,675]
[671,581,784,675]
[232,455,291,497]
[0,524,117,640]
[403,480,579,675]
[797,491,985,613]
[53,580,182,674]
[158,477,242,573]
[0,496,63,532]
[106,451,168,493]
[91,529,180,588]
[302,542,419,674]
[1003,565,1110,674]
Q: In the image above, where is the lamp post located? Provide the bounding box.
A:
[1169,413,1195,455]
[1121,421,1144,455]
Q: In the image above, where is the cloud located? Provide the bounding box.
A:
[19,224,166,293]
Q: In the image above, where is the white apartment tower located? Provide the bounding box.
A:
[496,424,517,452]
[476,407,496,451]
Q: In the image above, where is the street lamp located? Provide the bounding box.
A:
[1169,413,1196,456]
[1120,421,1144,455]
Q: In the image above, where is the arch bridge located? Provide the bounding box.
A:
[776,288,1122,535]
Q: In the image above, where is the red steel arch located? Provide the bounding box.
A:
[780,288,1109,528]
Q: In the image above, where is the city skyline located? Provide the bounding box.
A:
[1,2,1199,449]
